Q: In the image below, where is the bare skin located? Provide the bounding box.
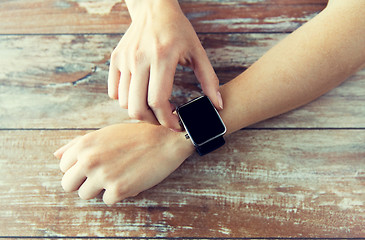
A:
[108,0,223,131]
[55,124,193,204]
[55,0,365,205]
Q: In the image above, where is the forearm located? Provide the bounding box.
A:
[219,1,365,135]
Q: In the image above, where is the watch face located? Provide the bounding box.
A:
[177,96,226,146]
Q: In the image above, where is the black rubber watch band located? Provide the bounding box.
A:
[196,136,225,156]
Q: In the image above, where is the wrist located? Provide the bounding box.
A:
[125,0,181,21]
[173,130,195,157]
[153,124,195,158]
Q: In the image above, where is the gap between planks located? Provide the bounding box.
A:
[1,127,365,131]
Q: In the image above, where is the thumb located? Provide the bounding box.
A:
[192,50,223,110]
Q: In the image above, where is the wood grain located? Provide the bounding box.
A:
[0,129,364,237]
[0,0,327,34]
[0,34,364,129]
[1,0,364,238]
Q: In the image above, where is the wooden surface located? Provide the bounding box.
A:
[1,0,365,238]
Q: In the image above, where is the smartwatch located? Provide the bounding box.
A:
[176,95,226,156]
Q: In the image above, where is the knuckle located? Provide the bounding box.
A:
[195,44,206,55]
[159,120,175,129]
[128,108,145,121]
[118,99,128,109]
[103,183,130,205]
[114,182,130,198]
[59,161,68,173]
[98,168,109,183]
[134,49,145,63]
[110,49,120,65]
[130,50,146,70]
[147,96,162,109]
[78,190,89,200]
[78,188,95,200]
[108,89,117,100]
[98,165,116,184]
[78,152,100,172]
[102,192,115,205]
[119,102,128,109]
[77,133,93,149]
[61,176,73,193]
[103,198,115,206]
[154,42,173,60]
[111,47,128,69]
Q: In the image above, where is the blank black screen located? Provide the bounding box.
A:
[178,96,225,145]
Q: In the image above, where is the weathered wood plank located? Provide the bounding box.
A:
[0,0,327,34]
[1,34,364,129]
[0,129,364,237]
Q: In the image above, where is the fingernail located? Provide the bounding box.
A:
[217,91,223,110]
[53,148,61,158]
[53,152,59,158]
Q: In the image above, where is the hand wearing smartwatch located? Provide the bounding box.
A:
[176,96,227,156]
[56,0,365,204]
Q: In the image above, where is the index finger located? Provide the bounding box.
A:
[148,59,181,131]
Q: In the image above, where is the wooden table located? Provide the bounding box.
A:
[1,0,364,238]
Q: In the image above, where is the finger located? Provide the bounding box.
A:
[149,58,181,130]
[128,65,159,125]
[61,164,86,192]
[102,188,128,206]
[108,60,120,100]
[118,69,131,109]
[59,143,80,173]
[102,189,117,205]
[192,48,223,110]
[78,177,104,200]
[149,100,181,130]
[54,136,81,159]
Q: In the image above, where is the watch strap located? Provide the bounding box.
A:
[196,136,225,156]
